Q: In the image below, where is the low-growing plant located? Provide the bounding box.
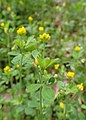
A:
[0,0,86,120]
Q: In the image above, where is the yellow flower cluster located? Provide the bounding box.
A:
[54,64,60,70]
[0,22,4,27]
[17,26,26,35]
[75,46,80,51]
[7,7,11,11]
[38,26,44,31]
[28,16,33,21]
[67,72,75,78]
[4,66,11,72]
[60,102,64,109]
[39,33,50,40]
[77,83,84,91]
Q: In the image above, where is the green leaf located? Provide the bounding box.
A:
[26,84,41,93]
[61,65,66,73]
[0,48,7,53]
[71,86,78,93]
[16,106,24,113]
[25,38,39,51]
[11,54,22,65]
[22,54,32,66]
[82,2,86,6]
[8,51,20,56]
[0,97,5,104]
[78,112,85,120]
[27,100,39,108]
[26,36,35,46]
[38,57,59,69]
[32,49,39,58]
[25,107,35,115]
[81,105,86,109]
[26,43,37,51]
[48,77,55,85]
[11,97,23,105]
[57,81,64,90]
[65,85,78,94]
[43,85,55,104]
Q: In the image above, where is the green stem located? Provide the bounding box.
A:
[10,75,14,96]
[63,107,66,120]
[7,34,10,65]
[19,54,23,98]
[43,42,45,58]
[39,41,46,119]
[19,37,23,98]
[7,34,14,97]
[39,42,46,119]
[39,72,43,120]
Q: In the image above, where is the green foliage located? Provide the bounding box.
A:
[0,0,86,120]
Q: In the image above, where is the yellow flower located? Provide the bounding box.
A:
[1,22,4,27]
[60,102,64,109]
[39,26,44,31]
[28,16,33,21]
[39,33,50,40]
[75,46,80,51]
[39,34,44,39]
[34,58,39,65]
[4,66,11,72]
[7,7,11,11]
[16,64,20,68]
[17,26,26,35]
[63,2,66,7]
[77,83,84,91]
[67,72,75,78]
[45,34,50,39]
[54,64,60,70]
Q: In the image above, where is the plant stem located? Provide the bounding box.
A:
[43,42,45,58]
[10,75,14,96]
[63,107,66,120]
[40,73,43,120]
[39,41,46,119]
[19,37,23,98]
[19,54,23,99]
[7,34,10,66]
